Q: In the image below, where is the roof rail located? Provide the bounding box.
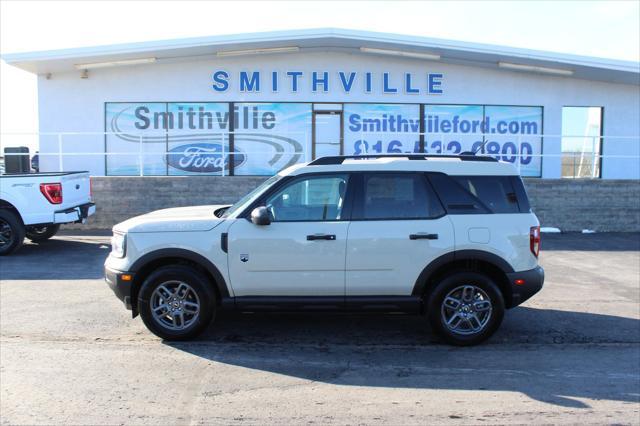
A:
[308,154,498,166]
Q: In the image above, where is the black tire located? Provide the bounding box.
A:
[25,224,60,242]
[138,265,217,341]
[427,271,505,346]
[0,209,25,256]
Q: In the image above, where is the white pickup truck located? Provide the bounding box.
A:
[0,171,95,255]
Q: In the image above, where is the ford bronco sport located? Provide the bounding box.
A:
[105,154,544,346]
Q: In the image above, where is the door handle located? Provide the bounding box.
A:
[307,234,336,241]
[409,233,439,240]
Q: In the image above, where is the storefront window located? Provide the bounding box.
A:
[233,103,312,175]
[166,102,232,176]
[561,107,603,178]
[343,104,421,156]
[424,105,543,177]
[105,102,543,177]
[482,106,543,177]
[424,104,484,154]
[105,102,168,176]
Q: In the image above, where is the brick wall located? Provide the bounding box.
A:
[69,176,640,232]
[524,179,640,232]
[77,176,269,229]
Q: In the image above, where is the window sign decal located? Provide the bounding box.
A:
[233,103,312,176]
[482,106,542,177]
[424,105,542,177]
[424,105,484,155]
[106,102,541,177]
[105,102,168,176]
[343,104,422,156]
[105,102,311,176]
[166,102,239,176]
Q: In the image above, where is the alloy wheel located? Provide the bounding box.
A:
[441,285,493,335]
[150,280,201,330]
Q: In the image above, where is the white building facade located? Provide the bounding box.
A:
[4,29,639,179]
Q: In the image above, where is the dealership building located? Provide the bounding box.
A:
[3,29,639,229]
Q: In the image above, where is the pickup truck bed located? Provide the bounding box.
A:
[0,171,95,255]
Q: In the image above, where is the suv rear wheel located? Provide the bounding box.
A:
[427,272,504,346]
[138,265,216,341]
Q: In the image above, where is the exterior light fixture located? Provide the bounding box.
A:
[74,57,157,70]
[216,46,299,57]
[498,61,573,76]
[360,47,441,61]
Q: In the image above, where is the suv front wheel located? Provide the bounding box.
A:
[138,265,217,340]
[427,272,505,346]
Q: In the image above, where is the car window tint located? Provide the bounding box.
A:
[356,173,444,220]
[265,175,348,221]
[510,176,531,212]
[453,176,520,213]
[427,173,490,214]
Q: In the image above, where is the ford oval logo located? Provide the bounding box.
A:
[167,143,246,173]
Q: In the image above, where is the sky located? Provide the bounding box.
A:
[1,0,639,149]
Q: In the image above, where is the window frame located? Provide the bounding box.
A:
[427,172,531,214]
[451,175,522,214]
[239,172,355,223]
[560,105,604,179]
[350,171,447,221]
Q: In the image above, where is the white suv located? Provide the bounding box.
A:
[105,154,544,346]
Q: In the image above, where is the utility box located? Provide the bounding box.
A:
[3,147,30,174]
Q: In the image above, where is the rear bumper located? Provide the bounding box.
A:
[105,266,133,310]
[506,266,545,307]
[54,202,95,224]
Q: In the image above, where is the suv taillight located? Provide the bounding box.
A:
[530,226,541,257]
[40,183,63,204]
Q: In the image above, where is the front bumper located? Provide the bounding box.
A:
[54,202,96,224]
[506,266,545,307]
[105,265,133,310]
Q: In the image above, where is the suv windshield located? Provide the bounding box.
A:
[222,174,282,218]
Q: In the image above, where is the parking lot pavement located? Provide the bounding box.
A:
[1,232,639,425]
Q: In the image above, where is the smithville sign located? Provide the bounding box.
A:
[212,70,444,94]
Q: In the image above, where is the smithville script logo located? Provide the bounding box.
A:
[167,143,246,173]
[109,106,305,173]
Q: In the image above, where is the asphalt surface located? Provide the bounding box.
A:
[1,232,639,425]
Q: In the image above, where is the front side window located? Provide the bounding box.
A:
[265,175,348,222]
[353,173,444,220]
[222,174,282,218]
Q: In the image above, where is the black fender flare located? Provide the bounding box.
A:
[129,248,230,299]
[411,250,514,296]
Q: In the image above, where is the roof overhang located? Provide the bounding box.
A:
[2,28,639,85]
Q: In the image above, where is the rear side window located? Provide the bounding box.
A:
[510,176,531,212]
[353,173,445,220]
[452,176,520,213]
[427,173,490,214]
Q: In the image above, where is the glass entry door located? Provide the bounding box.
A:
[313,112,342,159]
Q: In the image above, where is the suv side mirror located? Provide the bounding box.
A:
[250,206,271,225]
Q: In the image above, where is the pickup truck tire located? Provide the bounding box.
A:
[26,224,60,242]
[427,272,505,346]
[138,265,217,341]
[0,209,25,256]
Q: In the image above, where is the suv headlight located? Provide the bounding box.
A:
[111,232,126,258]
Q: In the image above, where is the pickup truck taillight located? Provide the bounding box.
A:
[40,183,63,204]
[530,226,541,257]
